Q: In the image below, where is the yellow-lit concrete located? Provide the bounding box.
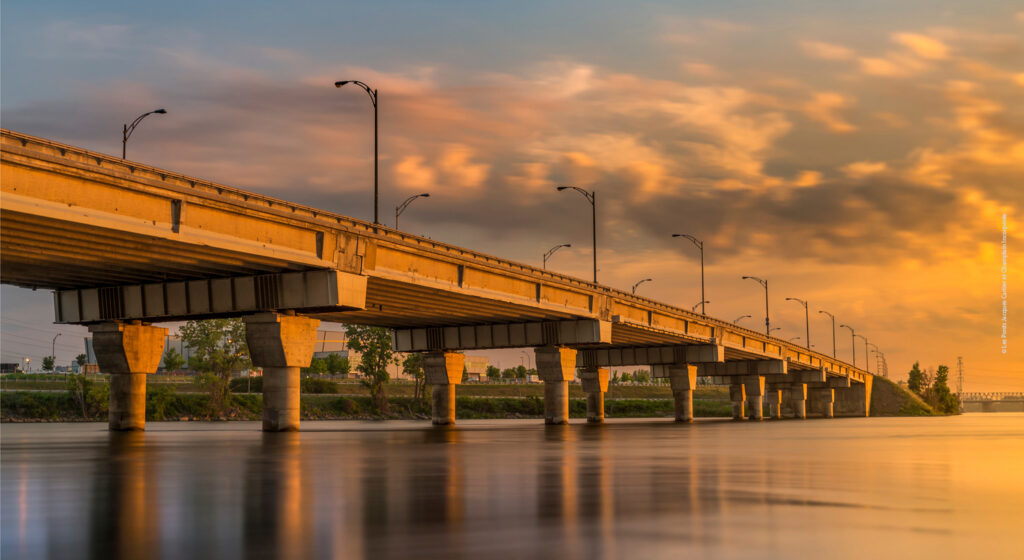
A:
[88,322,167,430]
[244,313,320,431]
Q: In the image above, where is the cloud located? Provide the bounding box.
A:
[438,144,490,189]
[893,32,951,60]
[803,92,857,133]
[799,40,856,61]
[394,156,436,190]
[683,62,720,78]
[841,161,888,179]
[793,170,823,187]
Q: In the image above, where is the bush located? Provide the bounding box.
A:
[301,378,340,394]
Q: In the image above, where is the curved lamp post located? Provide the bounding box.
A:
[334,80,380,224]
[672,233,705,315]
[122,109,166,159]
[855,334,870,373]
[733,314,751,325]
[818,310,837,358]
[691,300,709,312]
[395,193,429,229]
[840,324,856,367]
[556,185,596,283]
[543,243,571,269]
[632,278,652,295]
[742,276,770,335]
[785,297,810,349]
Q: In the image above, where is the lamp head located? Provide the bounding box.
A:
[564,243,572,248]
[334,81,351,88]
[154,109,167,114]
[420,193,430,198]
[556,186,569,191]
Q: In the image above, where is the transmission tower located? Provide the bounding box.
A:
[957,356,964,409]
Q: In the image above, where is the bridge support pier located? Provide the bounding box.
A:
[745,376,765,421]
[89,322,167,431]
[730,383,747,420]
[834,375,873,417]
[536,347,577,425]
[244,313,319,432]
[579,367,609,423]
[765,386,783,419]
[424,352,464,425]
[668,365,698,422]
[787,384,807,419]
[811,388,835,418]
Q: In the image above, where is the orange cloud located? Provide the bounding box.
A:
[841,161,888,178]
[893,32,951,60]
[799,40,856,61]
[804,92,857,133]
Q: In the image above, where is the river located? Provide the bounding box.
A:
[2,414,1022,559]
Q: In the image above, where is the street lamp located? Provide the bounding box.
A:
[855,334,870,373]
[840,324,856,367]
[556,185,597,283]
[742,276,770,335]
[785,297,810,349]
[632,278,652,295]
[543,243,571,269]
[733,314,751,325]
[691,300,709,312]
[395,193,429,229]
[672,234,705,315]
[818,310,837,358]
[789,336,801,343]
[122,109,166,159]
[334,80,380,224]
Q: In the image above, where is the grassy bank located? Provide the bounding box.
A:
[1,390,733,422]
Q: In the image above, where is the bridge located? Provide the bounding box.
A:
[0,129,873,430]
[960,392,1024,413]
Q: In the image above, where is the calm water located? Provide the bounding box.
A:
[2,415,1023,560]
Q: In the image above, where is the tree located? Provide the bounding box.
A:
[486,365,501,382]
[621,372,632,383]
[346,325,397,414]
[162,347,185,373]
[180,319,251,413]
[610,371,620,385]
[42,355,55,372]
[907,362,925,396]
[403,353,426,401]
[75,354,88,367]
[515,365,527,383]
[308,357,328,375]
[931,364,959,414]
[635,370,650,384]
[324,353,350,375]
[501,368,516,381]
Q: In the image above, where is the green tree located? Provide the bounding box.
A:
[610,371,620,385]
[324,353,350,375]
[42,355,55,372]
[501,368,516,381]
[621,372,632,383]
[308,357,328,375]
[403,353,426,401]
[907,362,925,396]
[346,325,397,414]
[162,347,185,373]
[180,319,251,413]
[930,364,959,413]
[75,354,88,367]
[515,365,527,383]
[635,370,650,384]
[486,365,501,382]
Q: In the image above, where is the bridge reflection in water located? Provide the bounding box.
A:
[2,416,1023,559]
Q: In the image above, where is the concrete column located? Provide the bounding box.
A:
[744,375,765,421]
[668,365,698,423]
[244,313,319,432]
[787,384,808,419]
[729,383,747,420]
[813,388,835,418]
[833,375,873,417]
[578,367,609,423]
[89,322,167,431]
[535,346,577,425]
[424,352,464,425]
[765,386,783,419]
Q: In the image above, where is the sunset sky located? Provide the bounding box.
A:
[2,1,1021,390]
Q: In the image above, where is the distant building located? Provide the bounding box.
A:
[464,356,489,382]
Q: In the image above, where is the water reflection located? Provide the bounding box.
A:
[89,432,161,560]
[2,415,1023,559]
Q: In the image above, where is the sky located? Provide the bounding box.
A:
[1,1,1022,390]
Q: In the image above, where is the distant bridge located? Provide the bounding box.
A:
[961,392,1024,413]
[1,129,873,431]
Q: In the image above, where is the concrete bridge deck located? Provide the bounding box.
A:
[1,129,873,430]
